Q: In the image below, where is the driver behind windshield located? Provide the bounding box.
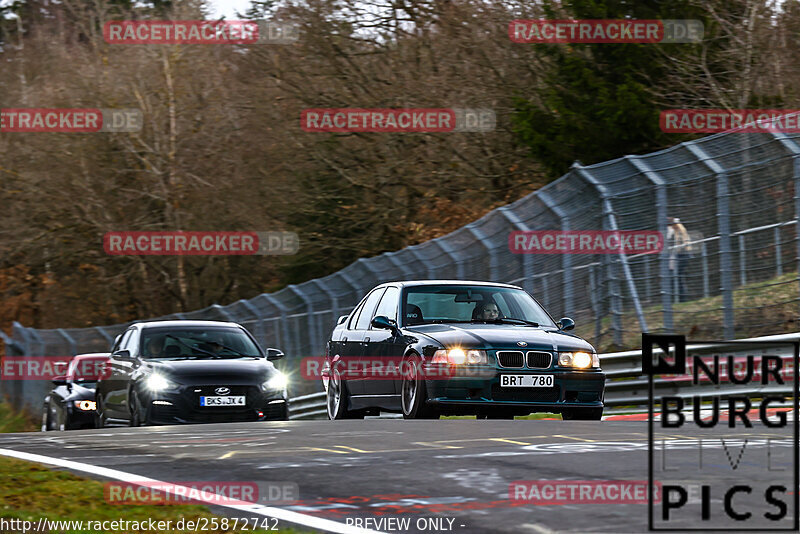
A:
[145,335,166,357]
[474,301,501,321]
[205,339,225,355]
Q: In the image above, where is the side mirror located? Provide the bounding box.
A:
[337,315,349,325]
[371,315,400,336]
[52,375,68,386]
[557,317,575,331]
[113,349,132,361]
[266,348,285,361]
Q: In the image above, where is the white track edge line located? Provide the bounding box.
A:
[0,447,385,534]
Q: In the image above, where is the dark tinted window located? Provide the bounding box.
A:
[347,299,367,330]
[403,285,555,326]
[115,330,132,353]
[372,286,399,326]
[355,288,386,330]
[140,326,261,359]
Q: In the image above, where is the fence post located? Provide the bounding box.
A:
[238,299,266,347]
[628,155,673,332]
[498,206,535,294]
[467,224,499,281]
[775,226,783,277]
[384,251,415,279]
[94,326,114,349]
[687,143,734,339]
[589,263,602,344]
[288,285,318,358]
[57,329,77,356]
[28,326,46,356]
[407,246,435,279]
[311,278,340,335]
[701,242,709,297]
[573,164,648,335]
[434,238,466,280]
[537,192,573,317]
[738,234,746,286]
[259,294,291,355]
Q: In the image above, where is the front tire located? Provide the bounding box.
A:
[327,369,363,420]
[401,355,439,419]
[562,407,603,420]
[129,391,144,427]
[94,398,108,428]
[41,399,52,432]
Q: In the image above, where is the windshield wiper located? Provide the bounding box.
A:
[471,318,539,327]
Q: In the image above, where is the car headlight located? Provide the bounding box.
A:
[145,374,174,391]
[73,400,96,411]
[264,372,288,391]
[558,351,596,369]
[431,349,488,365]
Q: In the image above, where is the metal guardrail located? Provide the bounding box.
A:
[287,332,799,419]
[288,391,327,420]
[601,332,799,410]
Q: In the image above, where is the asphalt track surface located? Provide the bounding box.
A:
[0,420,796,533]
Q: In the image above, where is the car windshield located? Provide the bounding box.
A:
[140,327,262,359]
[68,357,106,387]
[402,285,556,327]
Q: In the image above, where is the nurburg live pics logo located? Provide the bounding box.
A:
[643,333,799,531]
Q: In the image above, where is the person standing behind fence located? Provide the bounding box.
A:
[666,217,691,302]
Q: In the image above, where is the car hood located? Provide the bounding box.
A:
[142,358,278,384]
[406,324,594,353]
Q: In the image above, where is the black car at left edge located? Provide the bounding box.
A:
[42,353,109,431]
[95,320,288,426]
[323,280,606,420]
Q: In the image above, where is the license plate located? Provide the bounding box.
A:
[200,396,246,406]
[500,374,554,388]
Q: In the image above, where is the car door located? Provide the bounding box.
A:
[363,286,401,395]
[347,288,386,395]
[103,327,138,418]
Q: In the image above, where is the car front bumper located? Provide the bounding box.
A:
[143,385,288,424]
[425,368,605,414]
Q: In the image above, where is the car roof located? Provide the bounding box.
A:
[374,280,522,290]
[135,320,243,329]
